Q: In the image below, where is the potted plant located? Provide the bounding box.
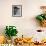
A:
[5,26,18,43]
[36,6,46,27]
[36,14,46,27]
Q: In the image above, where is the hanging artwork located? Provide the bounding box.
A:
[12,5,22,17]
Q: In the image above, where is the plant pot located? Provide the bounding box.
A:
[41,20,46,27]
[11,36,17,44]
[7,39,12,44]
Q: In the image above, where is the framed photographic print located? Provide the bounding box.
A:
[12,5,22,17]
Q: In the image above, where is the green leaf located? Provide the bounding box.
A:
[44,15,46,20]
[5,26,18,39]
[36,15,44,21]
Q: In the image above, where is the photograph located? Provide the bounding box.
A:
[12,5,22,17]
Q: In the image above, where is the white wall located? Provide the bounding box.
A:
[0,0,46,37]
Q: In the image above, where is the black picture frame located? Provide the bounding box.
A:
[12,5,22,17]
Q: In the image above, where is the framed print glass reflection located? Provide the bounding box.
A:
[12,5,22,17]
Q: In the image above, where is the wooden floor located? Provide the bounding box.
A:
[14,43,46,46]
